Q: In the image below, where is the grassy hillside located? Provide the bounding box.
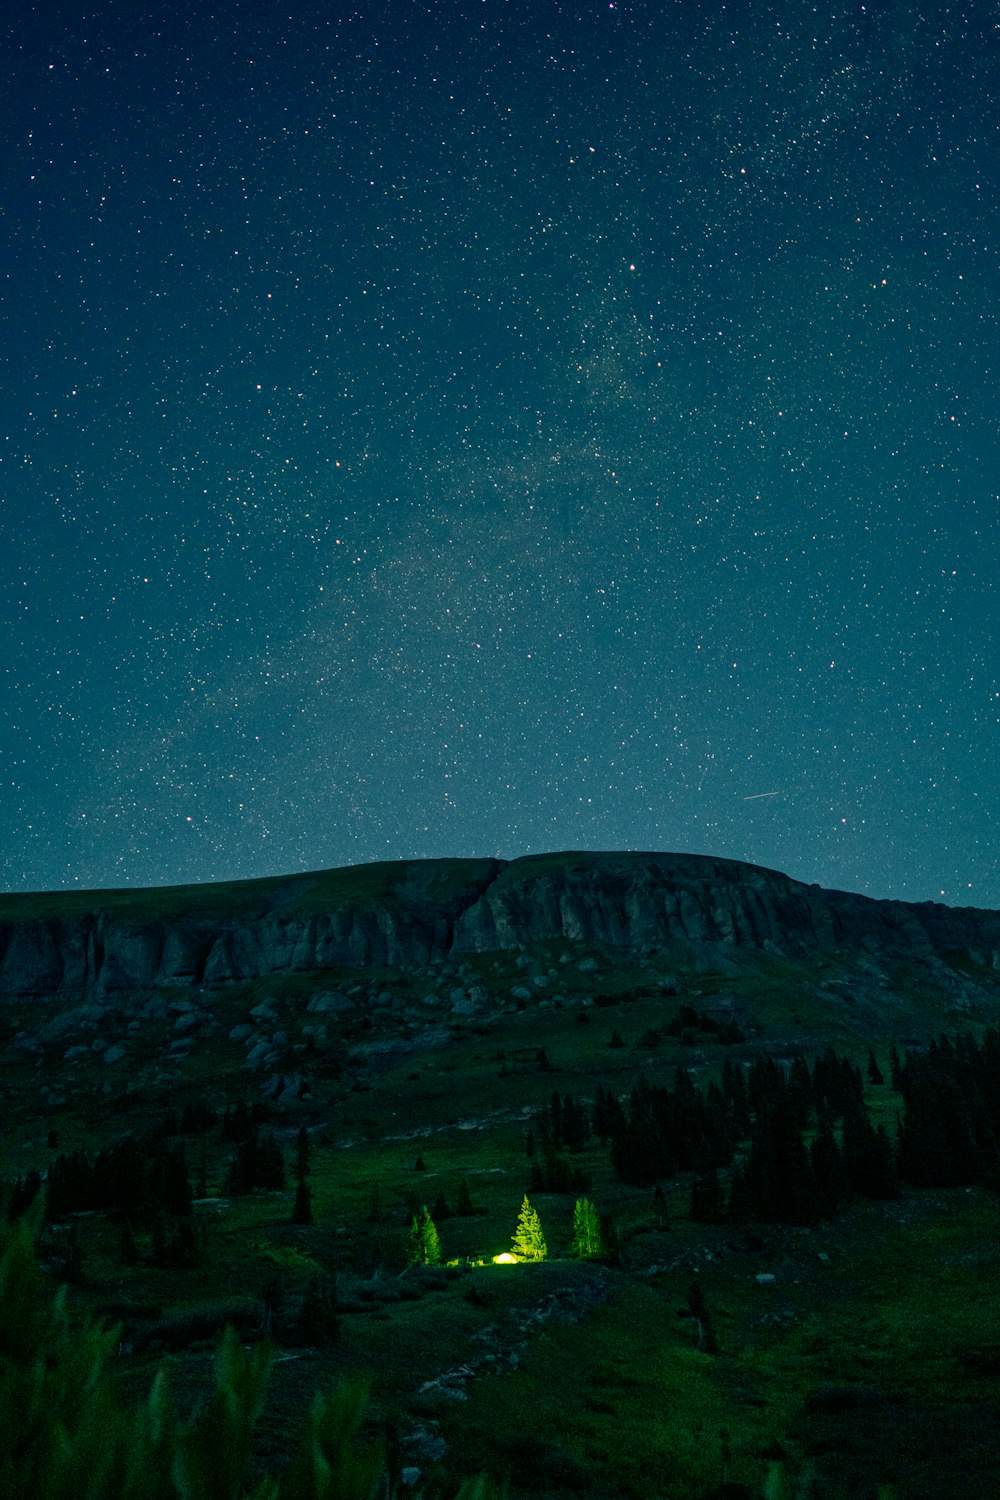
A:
[2,935,999,1496]
[0,857,500,925]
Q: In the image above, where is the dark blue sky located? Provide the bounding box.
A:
[2,0,998,904]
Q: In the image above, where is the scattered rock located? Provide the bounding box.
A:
[264,1073,305,1104]
[306,992,355,1015]
[41,1005,111,1041]
[139,998,170,1020]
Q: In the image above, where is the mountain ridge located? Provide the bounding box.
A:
[2,849,999,1003]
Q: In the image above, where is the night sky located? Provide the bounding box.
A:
[3,1,998,906]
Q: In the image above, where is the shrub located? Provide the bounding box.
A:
[0,1199,379,1498]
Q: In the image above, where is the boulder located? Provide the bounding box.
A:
[306,992,355,1015]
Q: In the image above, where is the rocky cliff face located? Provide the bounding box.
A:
[451,852,1000,964]
[1,850,998,1003]
[0,858,503,1002]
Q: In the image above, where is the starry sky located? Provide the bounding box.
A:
[2,0,998,906]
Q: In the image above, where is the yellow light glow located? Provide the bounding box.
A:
[492,1252,518,1264]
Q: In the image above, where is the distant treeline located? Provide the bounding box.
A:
[10,1031,1000,1238]
[6,1097,287,1232]
[527,1030,1000,1226]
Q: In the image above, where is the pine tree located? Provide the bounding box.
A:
[867,1049,885,1085]
[292,1180,314,1225]
[456,1177,475,1216]
[571,1197,604,1258]
[685,1281,720,1354]
[747,1095,818,1225]
[842,1098,900,1199]
[689,1169,727,1224]
[511,1195,547,1261]
[652,1183,670,1226]
[295,1126,311,1183]
[810,1118,851,1217]
[407,1206,442,1266]
[561,1095,588,1154]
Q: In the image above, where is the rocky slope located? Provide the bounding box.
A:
[1,850,999,1003]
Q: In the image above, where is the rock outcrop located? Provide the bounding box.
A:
[1,850,998,1003]
[451,852,1000,963]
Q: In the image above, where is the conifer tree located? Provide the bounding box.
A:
[561,1095,588,1154]
[685,1281,720,1354]
[747,1095,818,1224]
[456,1177,475,1216]
[292,1179,314,1225]
[841,1098,900,1199]
[511,1195,547,1261]
[810,1117,851,1216]
[295,1126,311,1183]
[689,1169,727,1224]
[867,1049,885,1085]
[407,1206,442,1265]
[788,1054,814,1131]
[570,1197,604,1257]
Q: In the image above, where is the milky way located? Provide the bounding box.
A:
[2,0,998,904]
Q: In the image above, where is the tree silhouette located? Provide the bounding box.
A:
[689,1169,727,1224]
[292,1179,314,1225]
[685,1281,720,1354]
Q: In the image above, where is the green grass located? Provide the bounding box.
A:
[4,918,1000,1496]
[0,856,500,925]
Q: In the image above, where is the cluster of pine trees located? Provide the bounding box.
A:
[601,1067,739,1186]
[160,1098,218,1136]
[45,1135,194,1223]
[222,1129,286,1197]
[895,1029,1000,1187]
[723,1049,898,1225]
[527,1090,593,1192]
[596,1033,1000,1226]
